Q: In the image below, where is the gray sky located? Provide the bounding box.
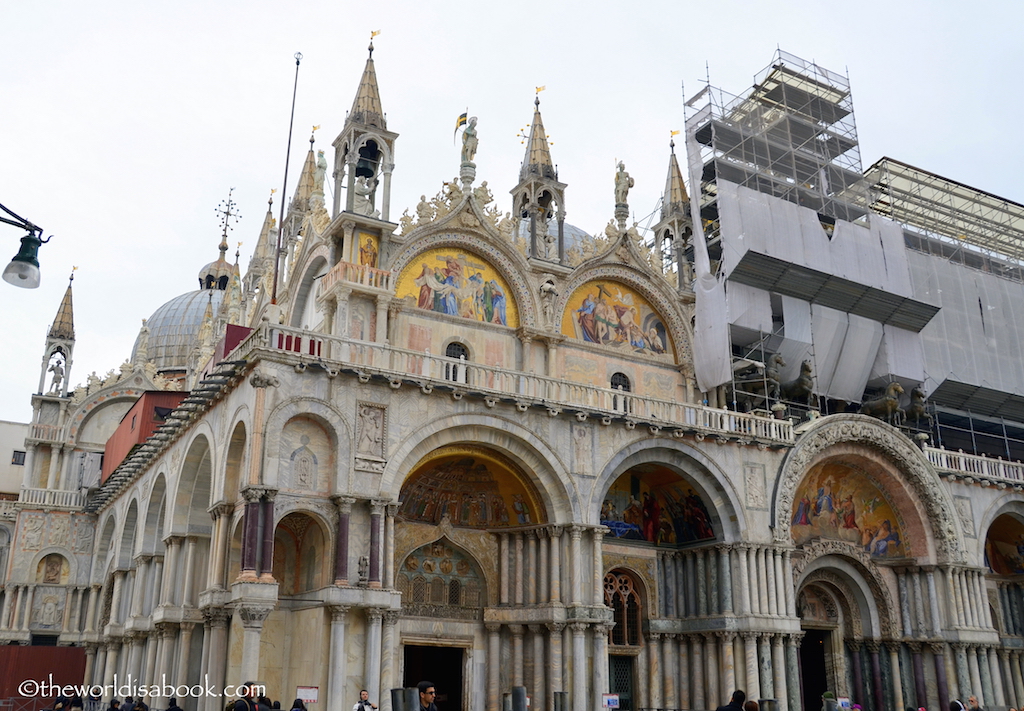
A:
[2,0,1022,423]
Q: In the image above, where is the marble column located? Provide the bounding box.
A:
[782,550,795,616]
[896,569,914,637]
[925,567,943,636]
[365,609,384,702]
[866,640,884,711]
[369,500,385,588]
[661,633,676,708]
[569,527,583,606]
[205,608,230,711]
[649,632,663,708]
[742,633,759,704]
[103,641,120,688]
[749,547,762,615]
[986,646,1003,707]
[772,550,786,618]
[967,645,983,703]
[238,604,273,683]
[785,634,802,711]
[685,551,696,617]
[758,634,773,700]
[570,622,586,711]
[0,584,16,630]
[93,644,107,687]
[511,624,525,686]
[538,529,549,604]
[692,635,706,711]
[765,548,778,616]
[592,625,609,711]
[130,558,148,617]
[933,642,951,711]
[241,488,261,575]
[737,545,751,616]
[772,634,788,711]
[998,649,1014,709]
[332,496,355,585]
[1011,650,1024,707]
[704,633,719,707]
[848,641,864,707]
[549,527,562,604]
[182,536,198,606]
[380,611,398,710]
[161,537,183,605]
[327,606,349,711]
[83,645,97,690]
[696,549,708,616]
[487,624,501,711]
[177,622,195,690]
[500,533,510,605]
[720,546,733,614]
[384,503,398,589]
[678,635,690,710]
[592,528,605,607]
[720,632,736,702]
[885,641,905,710]
[547,623,564,711]
[531,625,546,711]
[526,531,539,606]
[515,534,525,606]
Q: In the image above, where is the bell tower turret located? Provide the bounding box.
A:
[38,271,76,397]
[510,93,567,264]
[651,138,693,292]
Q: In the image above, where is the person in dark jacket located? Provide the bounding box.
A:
[715,689,746,711]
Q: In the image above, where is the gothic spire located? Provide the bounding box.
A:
[348,40,386,129]
[662,139,690,220]
[293,132,318,208]
[521,95,555,181]
[48,271,75,340]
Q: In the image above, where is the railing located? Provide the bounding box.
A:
[925,446,1024,483]
[232,324,795,444]
[29,423,60,441]
[318,260,392,296]
[19,487,87,508]
[0,500,17,519]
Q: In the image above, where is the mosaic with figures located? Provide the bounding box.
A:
[791,462,907,558]
[395,248,518,327]
[985,514,1024,575]
[600,464,715,545]
[397,539,484,616]
[398,446,544,528]
[561,281,672,357]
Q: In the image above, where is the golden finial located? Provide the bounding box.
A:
[670,130,680,137]
[312,125,320,132]
[370,30,381,39]
[535,85,546,94]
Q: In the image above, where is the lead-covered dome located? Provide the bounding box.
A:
[133,289,225,373]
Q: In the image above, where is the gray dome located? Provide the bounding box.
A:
[517,218,591,251]
[133,289,225,373]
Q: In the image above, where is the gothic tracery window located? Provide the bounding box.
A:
[604,571,642,646]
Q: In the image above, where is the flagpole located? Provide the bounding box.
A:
[272,51,303,305]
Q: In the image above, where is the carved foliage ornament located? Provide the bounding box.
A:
[775,415,963,563]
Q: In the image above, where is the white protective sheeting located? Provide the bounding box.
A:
[809,304,849,396]
[870,325,926,384]
[830,314,884,402]
[687,126,733,393]
[718,181,914,298]
[775,296,813,380]
[727,281,773,333]
[909,250,1024,397]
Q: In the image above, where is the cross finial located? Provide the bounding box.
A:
[215,188,242,255]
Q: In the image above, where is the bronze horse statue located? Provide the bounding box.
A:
[780,360,814,404]
[859,381,905,425]
[904,386,933,426]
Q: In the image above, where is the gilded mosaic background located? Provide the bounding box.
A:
[561,281,672,357]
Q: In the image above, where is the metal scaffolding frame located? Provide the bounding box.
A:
[865,156,1024,276]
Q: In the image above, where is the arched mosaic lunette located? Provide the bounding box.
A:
[558,264,692,366]
[390,231,536,326]
[773,414,964,564]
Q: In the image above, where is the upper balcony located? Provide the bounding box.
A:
[925,446,1024,488]
[231,323,795,445]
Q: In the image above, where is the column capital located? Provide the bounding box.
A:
[386,502,399,517]
[202,606,230,628]
[740,631,758,642]
[179,621,196,633]
[788,632,805,647]
[241,487,264,503]
[907,641,923,653]
[369,499,389,516]
[931,641,950,655]
[568,525,584,540]
[383,610,400,626]
[365,607,386,622]
[546,622,565,633]
[486,623,502,634]
[847,638,863,651]
[164,534,186,546]
[328,605,350,623]
[508,624,525,637]
[331,495,357,513]
[864,639,881,653]
[209,503,235,519]
[568,621,588,634]
[527,623,543,634]
[884,640,902,654]
[236,604,274,630]
[716,630,736,642]
[998,648,1011,660]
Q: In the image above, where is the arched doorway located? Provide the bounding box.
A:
[604,569,646,711]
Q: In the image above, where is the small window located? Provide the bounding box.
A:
[445,342,469,383]
[11,451,25,466]
[610,373,631,392]
[131,415,137,431]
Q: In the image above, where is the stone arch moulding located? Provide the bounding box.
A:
[389,232,536,327]
[772,414,965,564]
[29,546,79,584]
[383,413,575,523]
[593,438,746,541]
[795,549,898,639]
[262,396,350,490]
[289,252,330,329]
[974,496,1024,566]
[558,265,692,366]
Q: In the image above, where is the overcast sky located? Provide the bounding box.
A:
[1,0,1021,424]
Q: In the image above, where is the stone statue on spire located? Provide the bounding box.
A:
[614,162,634,205]
[461,117,479,165]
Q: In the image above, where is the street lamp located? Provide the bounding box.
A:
[1,202,50,289]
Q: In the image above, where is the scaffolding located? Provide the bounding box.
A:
[687,49,871,229]
[865,157,1024,279]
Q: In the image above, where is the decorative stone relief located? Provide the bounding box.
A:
[954,495,976,538]
[355,403,387,475]
[744,463,768,510]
